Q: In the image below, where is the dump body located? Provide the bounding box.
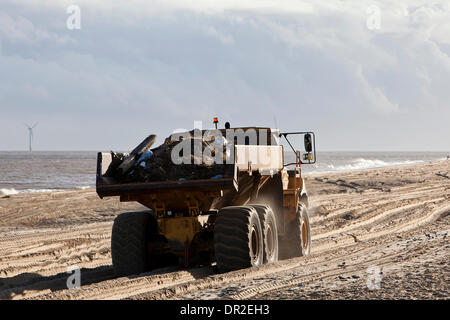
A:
[97,147,286,210]
[96,128,285,214]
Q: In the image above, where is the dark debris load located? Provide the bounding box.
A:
[105,132,231,183]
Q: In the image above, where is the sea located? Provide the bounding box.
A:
[0,151,448,196]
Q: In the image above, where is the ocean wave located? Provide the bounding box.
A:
[329,158,424,172]
[76,186,92,190]
[1,188,60,195]
[0,188,19,196]
[0,186,95,195]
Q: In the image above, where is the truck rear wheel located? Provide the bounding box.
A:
[214,206,264,272]
[111,211,152,276]
[280,204,311,259]
[250,205,278,264]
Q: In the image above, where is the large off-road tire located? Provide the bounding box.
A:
[111,211,152,276]
[214,206,264,273]
[250,205,278,264]
[280,204,311,259]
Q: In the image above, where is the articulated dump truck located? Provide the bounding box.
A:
[96,126,316,275]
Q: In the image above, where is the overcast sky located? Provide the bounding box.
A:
[0,0,449,151]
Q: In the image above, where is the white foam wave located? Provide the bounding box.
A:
[333,158,423,172]
[22,189,60,194]
[0,188,19,196]
[76,186,92,190]
[1,188,60,195]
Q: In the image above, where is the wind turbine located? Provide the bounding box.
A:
[24,123,38,152]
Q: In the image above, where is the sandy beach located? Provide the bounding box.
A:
[0,160,448,300]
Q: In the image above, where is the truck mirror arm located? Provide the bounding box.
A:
[279,131,317,165]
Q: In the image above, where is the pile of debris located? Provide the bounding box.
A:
[105,132,230,183]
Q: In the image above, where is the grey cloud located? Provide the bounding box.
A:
[0,1,449,151]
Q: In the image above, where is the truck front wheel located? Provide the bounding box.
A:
[280,204,311,259]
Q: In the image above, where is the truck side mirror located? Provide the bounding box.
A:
[304,134,312,153]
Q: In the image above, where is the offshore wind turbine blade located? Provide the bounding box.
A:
[32,122,38,129]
